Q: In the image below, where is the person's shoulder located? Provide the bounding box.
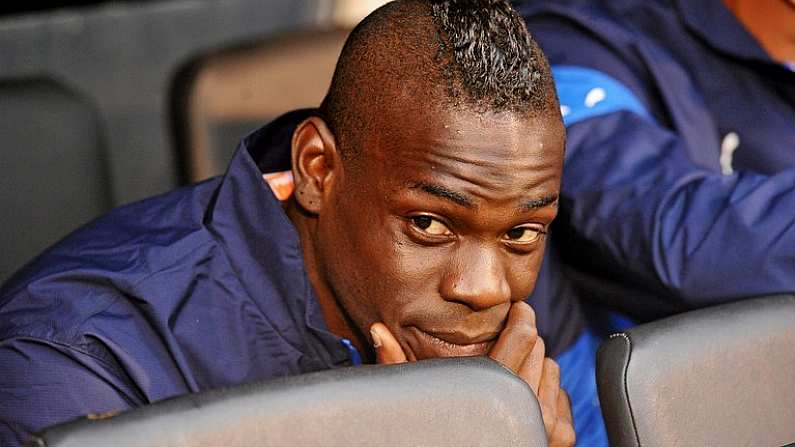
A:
[0,179,223,343]
[3,179,220,293]
[521,0,689,118]
[520,0,678,23]
[521,0,682,47]
[0,283,122,357]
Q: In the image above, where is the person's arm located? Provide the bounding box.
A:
[559,109,795,316]
[0,338,142,447]
[526,10,795,318]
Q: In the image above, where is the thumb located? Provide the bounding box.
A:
[370,322,407,364]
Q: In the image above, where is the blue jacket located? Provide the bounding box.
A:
[0,111,359,445]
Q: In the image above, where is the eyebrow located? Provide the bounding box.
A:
[409,182,473,208]
[409,182,559,212]
[519,194,559,211]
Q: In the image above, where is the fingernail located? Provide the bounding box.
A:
[370,328,382,348]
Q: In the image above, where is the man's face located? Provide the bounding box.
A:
[314,105,564,361]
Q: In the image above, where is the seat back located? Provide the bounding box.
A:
[175,29,350,182]
[0,79,111,281]
[0,0,385,281]
[27,357,548,447]
[173,1,390,183]
[597,295,795,447]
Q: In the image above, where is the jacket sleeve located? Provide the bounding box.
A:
[0,338,141,447]
[559,110,795,316]
[526,11,795,318]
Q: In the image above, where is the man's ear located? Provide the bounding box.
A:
[291,116,341,214]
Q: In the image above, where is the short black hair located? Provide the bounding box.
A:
[319,0,557,161]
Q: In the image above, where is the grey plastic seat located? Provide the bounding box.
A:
[0,79,111,282]
[25,357,548,447]
[0,0,389,282]
[597,295,795,447]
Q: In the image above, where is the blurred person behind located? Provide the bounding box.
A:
[515,0,795,442]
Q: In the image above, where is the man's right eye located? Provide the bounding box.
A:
[409,215,452,237]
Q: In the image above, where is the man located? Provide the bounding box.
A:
[0,1,575,446]
[515,0,795,443]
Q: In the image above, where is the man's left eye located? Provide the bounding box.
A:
[503,225,546,244]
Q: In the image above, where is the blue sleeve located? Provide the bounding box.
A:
[553,67,795,315]
[0,338,140,446]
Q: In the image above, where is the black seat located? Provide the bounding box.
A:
[597,295,795,447]
[0,79,111,282]
[26,357,548,447]
[0,1,385,283]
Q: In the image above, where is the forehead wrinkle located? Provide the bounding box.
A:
[430,159,552,197]
[424,145,529,170]
[422,149,540,189]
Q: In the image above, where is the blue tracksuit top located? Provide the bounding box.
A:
[0,111,356,445]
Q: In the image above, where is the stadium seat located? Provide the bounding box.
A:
[173,1,389,183]
[174,29,350,182]
[596,295,795,447]
[25,357,549,447]
[0,0,387,281]
[0,79,111,282]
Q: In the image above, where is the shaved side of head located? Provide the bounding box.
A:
[319,0,559,166]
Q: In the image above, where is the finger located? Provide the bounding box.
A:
[517,336,545,395]
[488,302,538,373]
[370,322,407,364]
[538,358,561,437]
[558,390,574,427]
[550,391,576,447]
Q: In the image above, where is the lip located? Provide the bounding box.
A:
[424,329,501,345]
[407,326,496,360]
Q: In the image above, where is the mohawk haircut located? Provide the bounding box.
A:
[430,0,550,111]
[319,0,558,161]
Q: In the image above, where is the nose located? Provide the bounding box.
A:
[439,243,512,311]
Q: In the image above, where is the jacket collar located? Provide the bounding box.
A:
[206,109,352,369]
[674,0,772,64]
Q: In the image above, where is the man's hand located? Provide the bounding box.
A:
[370,322,407,364]
[488,302,575,447]
[370,301,575,447]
